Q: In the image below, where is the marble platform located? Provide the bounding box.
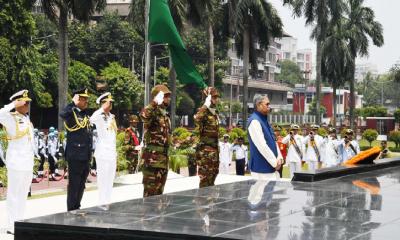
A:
[293,157,400,182]
[15,166,400,240]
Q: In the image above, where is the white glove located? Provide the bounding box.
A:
[204,94,212,108]
[134,145,142,151]
[154,91,164,105]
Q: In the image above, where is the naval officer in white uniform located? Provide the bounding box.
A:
[0,90,35,233]
[90,92,117,209]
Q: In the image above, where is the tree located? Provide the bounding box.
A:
[308,98,326,116]
[187,0,221,87]
[130,0,187,131]
[321,19,353,126]
[276,59,304,86]
[358,106,387,118]
[100,62,144,112]
[362,129,378,147]
[229,0,283,128]
[344,0,384,128]
[176,91,195,118]
[40,0,106,129]
[70,13,144,72]
[68,60,97,94]
[0,0,35,47]
[283,0,345,125]
[356,72,380,106]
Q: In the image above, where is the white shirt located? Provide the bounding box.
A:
[322,136,341,166]
[218,141,232,164]
[231,144,248,163]
[90,108,117,159]
[303,134,324,162]
[0,103,34,171]
[340,140,360,163]
[282,134,304,163]
[248,120,282,169]
[47,137,59,157]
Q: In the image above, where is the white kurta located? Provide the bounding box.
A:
[218,141,232,174]
[90,108,117,206]
[323,137,341,167]
[248,120,282,177]
[0,102,34,229]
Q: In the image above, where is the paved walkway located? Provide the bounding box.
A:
[0,172,257,240]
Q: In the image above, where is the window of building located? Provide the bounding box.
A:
[297,53,304,60]
[287,98,293,104]
[285,52,290,59]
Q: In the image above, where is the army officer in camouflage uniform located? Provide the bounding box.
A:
[194,87,220,188]
[140,84,171,197]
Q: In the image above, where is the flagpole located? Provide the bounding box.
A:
[144,0,151,106]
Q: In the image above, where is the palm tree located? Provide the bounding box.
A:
[321,20,353,126]
[187,0,221,87]
[41,0,106,129]
[283,0,344,125]
[344,0,384,128]
[229,0,283,128]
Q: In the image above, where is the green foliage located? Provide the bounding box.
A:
[0,0,35,47]
[116,131,129,171]
[155,67,170,85]
[176,91,195,116]
[394,109,400,123]
[169,148,194,172]
[196,60,229,90]
[219,127,227,138]
[68,60,96,94]
[228,127,247,143]
[172,127,192,141]
[363,129,379,147]
[70,12,144,72]
[32,14,58,52]
[358,106,388,118]
[276,60,304,86]
[389,131,400,148]
[308,98,326,116]
[231,101,242,114]
[100,62,144,110]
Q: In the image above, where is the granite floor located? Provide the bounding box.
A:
[16,166,400,240]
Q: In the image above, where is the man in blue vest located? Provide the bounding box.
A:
[247,95,283,180]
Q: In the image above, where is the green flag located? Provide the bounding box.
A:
[149,0,206,89]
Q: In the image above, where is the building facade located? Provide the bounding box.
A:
[292,85,363,125]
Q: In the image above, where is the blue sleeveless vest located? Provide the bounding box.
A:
[247,111,278,173]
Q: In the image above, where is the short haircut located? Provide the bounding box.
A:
[253,94,269,109]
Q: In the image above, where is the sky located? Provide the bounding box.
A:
[269,0,399,73]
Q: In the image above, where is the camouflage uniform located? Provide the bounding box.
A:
[124,115,141,173]
[195,87,220,188]
[140,85,171,197]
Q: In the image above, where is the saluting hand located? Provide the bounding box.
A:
[72,94,80,106]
